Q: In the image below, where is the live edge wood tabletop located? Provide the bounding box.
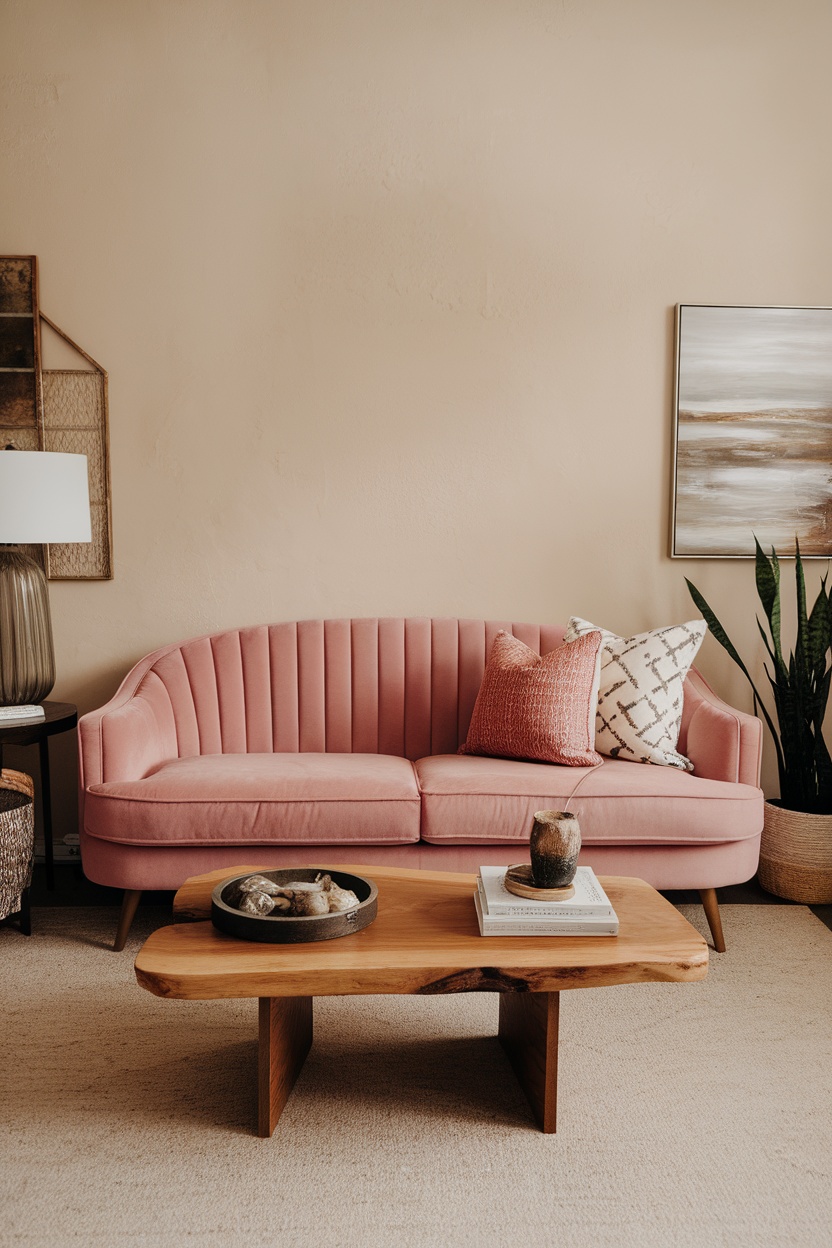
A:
[135,865,708,1137]
[137,865,708,999]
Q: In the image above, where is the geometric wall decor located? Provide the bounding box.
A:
[0,255,112,579]
[0,255,43,447]
[40,315,112,579]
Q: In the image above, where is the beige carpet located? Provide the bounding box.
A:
[2,904,831,1248]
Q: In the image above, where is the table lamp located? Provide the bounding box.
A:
[0,449,92,705]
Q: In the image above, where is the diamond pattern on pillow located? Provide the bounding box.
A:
[564,617,706,770]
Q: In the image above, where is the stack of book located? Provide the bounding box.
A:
[474,865,619,936]
[0,704,45,726]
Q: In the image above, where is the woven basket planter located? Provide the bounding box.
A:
[0,769,34,922]
[758,800,832,904]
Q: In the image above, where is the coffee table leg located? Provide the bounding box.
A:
[498,991,559,1133]
[258,996,313,1138]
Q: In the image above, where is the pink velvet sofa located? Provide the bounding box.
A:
[78,618,764,951]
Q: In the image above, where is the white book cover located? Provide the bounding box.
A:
[0,704,46,724]
[473,890,619,937]
[478,864,616,918]
[476,881,619,931]
[0,704,45,720]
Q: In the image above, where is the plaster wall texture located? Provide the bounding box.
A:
[3,0,832,826]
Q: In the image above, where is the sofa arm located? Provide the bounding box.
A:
[683,670,763,787]
[79,676,177,789]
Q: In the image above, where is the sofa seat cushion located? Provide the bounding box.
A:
[415,755,763,846]
[84,753,421,847]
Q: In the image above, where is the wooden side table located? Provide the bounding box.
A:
[0,702,78,889]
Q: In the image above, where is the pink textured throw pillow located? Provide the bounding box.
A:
[460,630,603,766]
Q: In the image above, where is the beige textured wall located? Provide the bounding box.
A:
[4,0,832,829]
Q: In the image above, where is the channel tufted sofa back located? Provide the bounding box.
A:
[79,617,733,792]
[86,619,565,775]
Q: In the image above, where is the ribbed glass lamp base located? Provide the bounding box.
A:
[0,547,56,705]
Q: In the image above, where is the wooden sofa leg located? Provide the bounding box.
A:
[699,888,726,953]
[113,890,142,951]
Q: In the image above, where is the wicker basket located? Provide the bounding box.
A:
[758,800,832,904]
[0,769,34,922]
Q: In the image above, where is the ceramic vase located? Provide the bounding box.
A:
[530,810,581,889]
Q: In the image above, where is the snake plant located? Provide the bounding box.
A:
[686,539,832,815]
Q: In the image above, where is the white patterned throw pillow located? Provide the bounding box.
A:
[564,617,706,770]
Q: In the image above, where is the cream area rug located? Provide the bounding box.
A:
[1,905,831,1248]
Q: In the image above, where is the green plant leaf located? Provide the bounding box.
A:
[813,727,832,813]
[795,538,809,677]
[806,580,831,675]
[756,616,777,669]
[686,576,785,779]
[786,652,807,729]
[754,536,782,664]
[686,579,749,674]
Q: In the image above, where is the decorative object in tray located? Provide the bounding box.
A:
[474,865,619,936]
[211,868,378,943]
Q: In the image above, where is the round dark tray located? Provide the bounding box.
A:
[211,868,378,943]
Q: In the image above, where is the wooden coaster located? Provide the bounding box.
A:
[504,863,575,902]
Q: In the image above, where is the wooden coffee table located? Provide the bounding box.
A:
[135,865,708,1136]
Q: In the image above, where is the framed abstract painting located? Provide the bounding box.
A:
[671,304,832,558]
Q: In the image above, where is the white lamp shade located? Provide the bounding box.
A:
[0,451,92,543]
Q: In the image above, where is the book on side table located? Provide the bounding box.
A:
[0,704,45,725]
[475,865,619,936]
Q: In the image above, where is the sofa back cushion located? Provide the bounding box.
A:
[135,619,566,761]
